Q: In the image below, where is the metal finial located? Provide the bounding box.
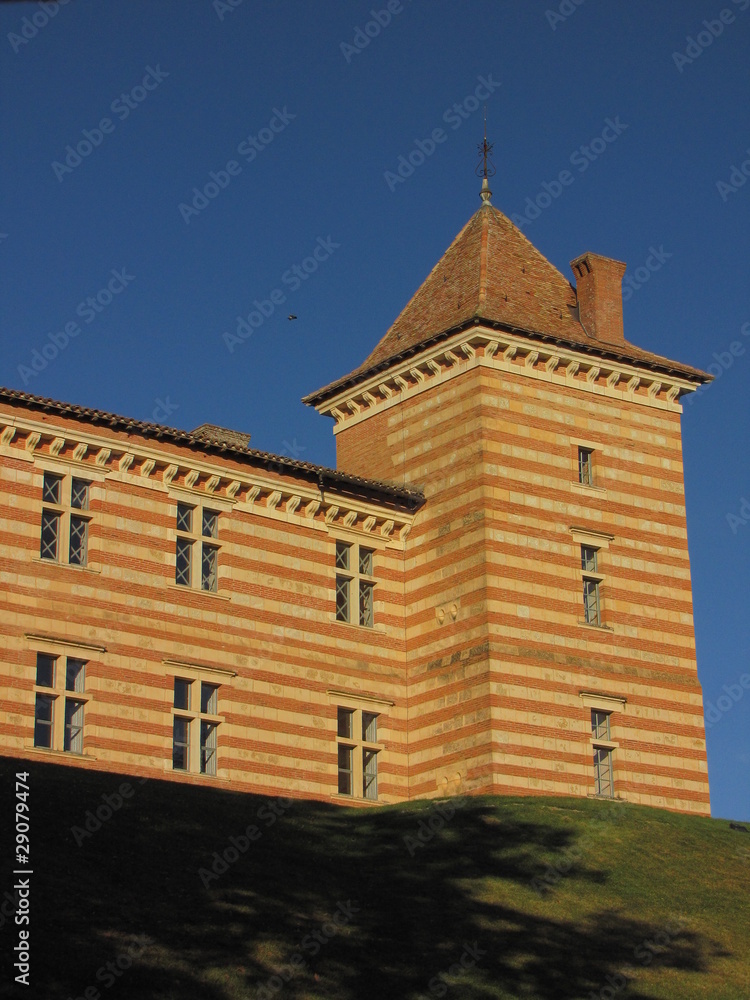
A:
[476,107,495,205]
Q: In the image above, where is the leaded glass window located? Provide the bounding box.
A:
[593,746,614,797]
[201,543,218,592]
[583,578,600,625]
[40,509,60,560]
[175,537,192,586]
[69,515,88,566]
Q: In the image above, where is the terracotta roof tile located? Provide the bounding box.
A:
[305,204,709,404]
[190,423,252,450]
[0,386,423,508]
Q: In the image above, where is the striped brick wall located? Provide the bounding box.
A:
[0,404,414,804]
[334,346,710,814]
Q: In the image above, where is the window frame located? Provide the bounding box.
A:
[174,501,221,593]
[32,650,91,755]
[580,543,604,626]
[578,447,594,487]
[571,529,613,629]
[334,541,376,628]
[39,470,93,568]
[593,744,615,798]
[336,704,381,800]
[581,694,624,800]
[171,676,223,775]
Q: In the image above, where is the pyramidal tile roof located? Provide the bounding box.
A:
[305,203,708,404]
[363,202,583,369]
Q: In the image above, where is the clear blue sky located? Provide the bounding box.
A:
[1,0,748,820]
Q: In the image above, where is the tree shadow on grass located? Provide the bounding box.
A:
[0,759,730,1000]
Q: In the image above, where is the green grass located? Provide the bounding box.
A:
[0,758,748,1000]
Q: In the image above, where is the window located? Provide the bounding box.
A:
[40,472,91,567]
[580,544,603,626]
[591,709,610,742]
[581,693,624,800]
[591,711,614,797]
[335,541,376,627]
[336,706,380,800]
[33,652,89,754]
[578,447,594,486]
[172,677,221,775]
[34,694,54,749]
[174,503,220,592]
[593,747,614,797]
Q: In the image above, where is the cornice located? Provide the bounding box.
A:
[309,326,701,432]
[0,415,416,546]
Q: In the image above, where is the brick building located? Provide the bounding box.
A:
[0,188,712,814]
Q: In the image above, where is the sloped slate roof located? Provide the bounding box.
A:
[305,204,709,405]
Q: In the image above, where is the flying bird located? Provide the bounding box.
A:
[288,314,297,321]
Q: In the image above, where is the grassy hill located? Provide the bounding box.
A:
[0,758,748,1000]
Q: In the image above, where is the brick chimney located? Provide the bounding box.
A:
[570,252,627,345]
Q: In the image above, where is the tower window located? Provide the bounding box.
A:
[580,545,603,626]
[578,447,594,486]
[336,706,380,800]
[591,710,614,798]
[335,542,376,627]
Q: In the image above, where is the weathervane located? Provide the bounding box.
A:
[476,108,495,205]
